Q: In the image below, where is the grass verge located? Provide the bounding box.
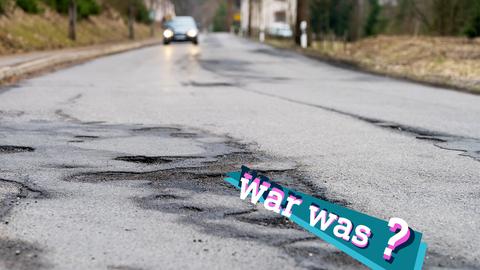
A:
[266,36,480,95]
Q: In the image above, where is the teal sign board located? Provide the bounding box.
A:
[224,166,427,270]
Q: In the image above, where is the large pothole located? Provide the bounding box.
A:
[64,126,363,270]
[0,146,34,154]
[0,120,454,269]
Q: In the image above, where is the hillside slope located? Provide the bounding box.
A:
[0,8,152,55]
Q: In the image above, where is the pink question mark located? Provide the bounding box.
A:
[383,217,411,261]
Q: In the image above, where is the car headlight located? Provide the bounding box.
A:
[187,29,198,38]
[163,29,174,38]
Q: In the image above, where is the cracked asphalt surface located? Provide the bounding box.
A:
[0,33,479,269]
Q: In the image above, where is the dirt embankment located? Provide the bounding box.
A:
[0,8,152,55]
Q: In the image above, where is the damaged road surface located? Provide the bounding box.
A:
[0,33,479,269]
[0,122,362,270]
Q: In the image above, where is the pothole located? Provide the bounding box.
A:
[170,132,198,138]
[152,194,179,200]
[73,135,99,139]
[66,142,354,268]
[180,206,204,212]
[236,215,298,229]
[188,81,236,87]
[0,146,34,154]
[114,156,173,164]
[133,127,181,133]
[416,136,448,143]
[0,121,366,269]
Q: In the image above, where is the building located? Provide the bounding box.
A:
[240,0,297,35]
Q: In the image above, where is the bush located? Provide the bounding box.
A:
[310,0,354,39]
[43,0,100,19]
[101,0,151,24]
[464,1,480,38]
[212,1,226,32]
[133,0,150,24]
[77,0,99,18]
[41,0,54,8]
[0,0,7,14]
[16,0,41,13]
[464,15,480,38]
[364,0,381,36]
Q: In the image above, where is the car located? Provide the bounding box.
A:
[267,22,293,38]
[163,16,199,45]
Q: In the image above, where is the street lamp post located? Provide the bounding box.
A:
[300,20,307,48]
[295,0,310,47]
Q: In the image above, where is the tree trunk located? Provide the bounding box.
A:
[349,0,365,41]
[68,0,77,41]
[129,1,135,40]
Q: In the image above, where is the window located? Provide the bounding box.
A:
[274,11,286,22]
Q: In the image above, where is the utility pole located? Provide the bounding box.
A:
[226,0,233,32]
[68,0,77,41]
[248,0,253,36]
[128,1,135,40]
[150,0,156,37]
[295,0,310,46]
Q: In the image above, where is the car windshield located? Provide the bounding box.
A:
[166,17,196,29]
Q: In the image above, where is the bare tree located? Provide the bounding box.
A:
[409,0,432,32]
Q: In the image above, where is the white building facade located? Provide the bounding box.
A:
[145,0,176,22]
[240,0,297,35]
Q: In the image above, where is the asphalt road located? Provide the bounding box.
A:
[0,33,479,270]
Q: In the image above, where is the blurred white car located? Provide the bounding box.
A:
[163,16,199,45]
[268,22,293,38]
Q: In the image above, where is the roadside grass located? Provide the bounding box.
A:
[265,36,480,94]
[0,8,151,54]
